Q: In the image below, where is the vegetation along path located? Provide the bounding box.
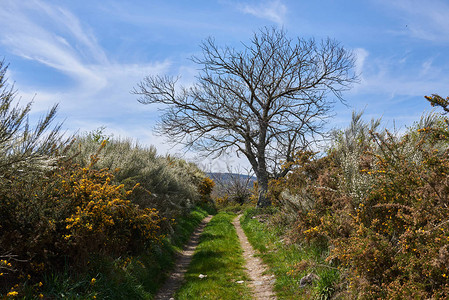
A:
[156,212,276,299]
[155,215,213,300]
[233,215,277,300]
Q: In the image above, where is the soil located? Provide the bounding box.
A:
[154,215,213,300]
[232,215,277,300]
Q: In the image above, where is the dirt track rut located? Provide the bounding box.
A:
[232,215,277,300]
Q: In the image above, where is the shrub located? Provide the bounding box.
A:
[60,150,164,259]
[0,59,209,298]
[210,170,255,208]
[0,61,69,177]
[0,59,70,296]
[68,136,207,219]
[269,110,449,298]
[331,124,449,298]
[0,145,165,296]
[197,177,215,202]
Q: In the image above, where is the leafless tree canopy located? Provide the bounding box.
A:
[134,27,357,207]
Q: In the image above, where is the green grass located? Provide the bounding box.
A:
[170,204,216,251]
[34,206,211,299]
[175,212,252,300]
[240,208,340,300]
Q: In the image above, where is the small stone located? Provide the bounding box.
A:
[299,273,319,287]
[199,274,207,279]
[236,280,244,284]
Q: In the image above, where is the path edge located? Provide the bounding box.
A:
[154,214,213,300]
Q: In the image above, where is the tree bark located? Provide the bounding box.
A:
[256,169,271,208]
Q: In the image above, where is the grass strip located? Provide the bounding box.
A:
[175,212,252,300]
[38,206,211,299]
[240,208,339,300]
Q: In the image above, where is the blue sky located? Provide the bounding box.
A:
[1,0,449,171]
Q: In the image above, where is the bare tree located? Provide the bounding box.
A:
[133,27,357,207]
[211,165,255,205]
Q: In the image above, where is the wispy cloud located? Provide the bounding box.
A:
[378,0,449,42]
[0,0,173,147]
[237,0,287,25]
[353,48,369,78]
[340,46,448,129]
[0,0,109,91]
[350,55,448,98]
[0,1,172,92]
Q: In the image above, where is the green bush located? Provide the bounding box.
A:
[331,122,449,298]
[69,136,208,219]
[0,59,211,297]
[268,111,449,298]
[0,147,166,296]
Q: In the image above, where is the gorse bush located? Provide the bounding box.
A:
[331,122,449,298]
[0,134,211,297]
[269,110,449,298]
[69,135,208,219]
[60,146,164,259]
[0,59,70,296]
[0,60,213,298]
[0,143,165,296]
[197,177,215,202]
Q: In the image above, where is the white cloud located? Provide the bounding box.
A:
[0,1,170,102]
[353,48,369,78]
[0,1,110,91]
[345,32,448,101]
[0,0,287,173]
[0,0,173,149]
[351,63,447,98]
[421,58,433,76]
[238,0,287,25]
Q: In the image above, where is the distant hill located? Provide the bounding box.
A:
[207,172,256,186]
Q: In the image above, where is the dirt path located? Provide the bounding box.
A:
[232,215,277,300]
[154,215,213,300]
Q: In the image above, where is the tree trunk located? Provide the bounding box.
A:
[256,171,271,208]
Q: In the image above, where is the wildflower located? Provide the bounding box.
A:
[91,278,96,285]
[7,291,18,297]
